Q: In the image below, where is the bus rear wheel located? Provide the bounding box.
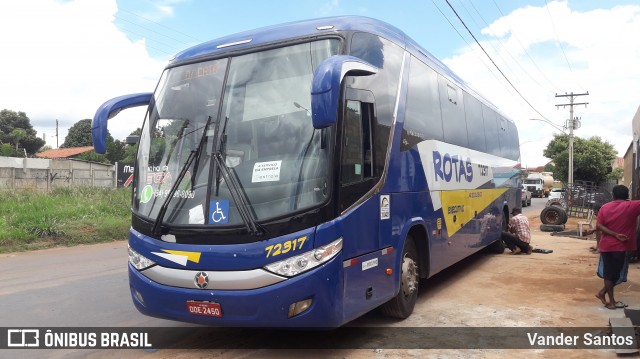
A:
[380,236,419,319]
[488,210,507,253]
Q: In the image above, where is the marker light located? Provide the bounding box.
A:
[288,299,313,318]
[128,245,155,270]
[133,290,145,305]
[264,238,343,277]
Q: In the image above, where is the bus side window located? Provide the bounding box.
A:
[342,100,366,184]
[340,99,376,210]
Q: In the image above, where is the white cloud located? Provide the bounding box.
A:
[156,5,175,18]
[320,0,341,15]
[442,1,640,169]
[141,0,190,22]
[0,0,166,148]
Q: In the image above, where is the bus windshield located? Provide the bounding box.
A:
[134,39,340,229]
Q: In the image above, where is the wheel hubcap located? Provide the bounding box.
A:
[401,255,418,297]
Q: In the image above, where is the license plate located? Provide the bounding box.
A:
[186,301,222,317]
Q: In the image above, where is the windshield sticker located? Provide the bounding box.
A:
[209,200,229,224]
[184,62,220,80]
[189,204,205,224]
[252,160,282,183]
[380,195,390,220]
[140,185,154,204]
[146,171,173,185]
[149,189,195,200]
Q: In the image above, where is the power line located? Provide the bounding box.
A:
[115,14,193,49]
[430,0,549,120]
[543,0,585,91]
[117,7,203,43]
[491,0,564,93]
[442,0,552,123]
[429,0,518,99]
[113,7,205,57]
[463,0,559,94]
[455,0,522,80]
[115,21,187,56]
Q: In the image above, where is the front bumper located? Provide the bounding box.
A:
[128,254,345,327]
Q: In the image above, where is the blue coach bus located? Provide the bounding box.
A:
[93,16,521,327]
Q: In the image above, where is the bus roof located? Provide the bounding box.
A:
[171,16,405,63]
[170,15,510,123]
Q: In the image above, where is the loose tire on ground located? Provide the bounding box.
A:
[546,198,568,211]
[540,224,565,232]
[380,236,419,319]
[540,205,568,225]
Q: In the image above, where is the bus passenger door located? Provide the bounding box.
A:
[339,90,393,318]
[339,92,377,215]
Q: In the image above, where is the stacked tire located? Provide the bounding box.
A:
[539,205,568,232]
[546,198,568,211]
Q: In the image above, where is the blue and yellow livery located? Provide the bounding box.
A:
[93,16,521,327]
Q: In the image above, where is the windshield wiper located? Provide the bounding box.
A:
[211,116,265,237]
[151,116,212,236]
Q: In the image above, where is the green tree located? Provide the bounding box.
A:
[607,167,624,182]
[121,128,142,163]
[10,128,27,151]
[75,151,110,164]
[61,119,93,148]
[106,139,126,163]
[543,134,617,185]
[0,109,46,155]
[61,118,131,164]
[0,143,19,157]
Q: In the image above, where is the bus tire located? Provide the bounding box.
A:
[380,236,419,319]
[540,206,567,225]
[488,238,506,253]
[488,211,508,253]
[540,224,565,232]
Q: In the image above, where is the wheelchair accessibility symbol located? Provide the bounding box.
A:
[209,200,229,224]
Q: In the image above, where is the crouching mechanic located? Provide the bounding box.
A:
[501,207,533,254]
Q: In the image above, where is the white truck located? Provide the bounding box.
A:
[525,172,554,198]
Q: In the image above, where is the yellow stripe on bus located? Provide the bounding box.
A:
[440,188,508,236]
[162,249,202,263]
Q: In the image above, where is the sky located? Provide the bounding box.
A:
[1,0,639,168]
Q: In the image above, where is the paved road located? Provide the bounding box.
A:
[0,241,165,327]
[0,241,179,358]
[523,195,547,217]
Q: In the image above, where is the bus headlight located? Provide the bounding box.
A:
[128,245,155,270]
[264,238,342,277]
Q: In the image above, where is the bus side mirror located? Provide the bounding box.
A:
[92,93,152,154]
[310,55,377,129]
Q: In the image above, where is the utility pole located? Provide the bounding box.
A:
[55,119,59,149]
[555,92,589,186]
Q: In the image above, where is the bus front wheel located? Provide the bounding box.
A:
[380,236,419,319]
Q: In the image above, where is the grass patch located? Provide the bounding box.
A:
[0,187,131,253]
